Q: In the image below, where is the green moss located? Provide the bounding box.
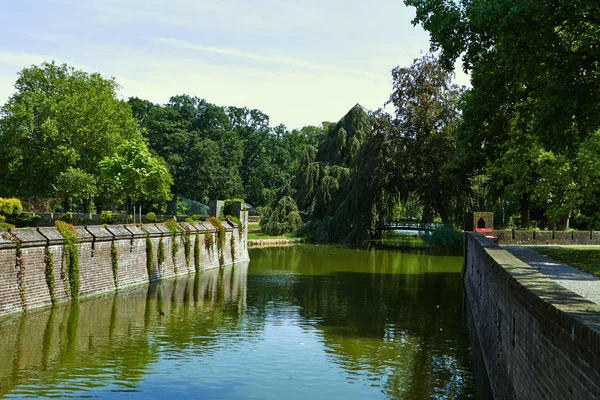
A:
[56,221,79,300]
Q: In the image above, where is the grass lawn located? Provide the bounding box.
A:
[534,246,600,278]
[247,222,297,241]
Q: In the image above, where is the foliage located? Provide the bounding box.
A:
[224,214,244,236]
[223,199,244,218]
[163,220,182,273]
[204,231,214,254]
[58,212,73,222]
[230,233,236,263]
[157,237,166,269]
[0,62,139,199]
[207,217,225,267]
[0,198,23,216]
[53,168,97,210]
[2,230,26,309]
[194,233,200,272]
[55,221,79,300]
[100,211,114,224]
[98,137,173,207]
[183,227,191,269]
[145,232,154,281]
[111,241,119,288]
[44,245,57,304]
[260,196,303,236]
[422,225,464,251]
[146,212,157,223]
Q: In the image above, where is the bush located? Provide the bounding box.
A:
[422,224,464,250]
[259,196,302,236]
[100,211,114,224]
[17,213,42,227]
[223,199,245,218]
[58,212,73,222]
[0,198,23,217]
[146,212,157,223]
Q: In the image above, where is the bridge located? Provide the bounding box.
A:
[375,219,442,232]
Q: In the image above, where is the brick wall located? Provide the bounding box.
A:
[0,221,249,317]
[464,233,600,399]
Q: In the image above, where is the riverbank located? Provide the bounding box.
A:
[248,237,304,247]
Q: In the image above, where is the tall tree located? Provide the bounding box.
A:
[0,62,139,198]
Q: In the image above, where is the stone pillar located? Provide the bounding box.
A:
[209,200,224,218]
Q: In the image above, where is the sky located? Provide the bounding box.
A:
[0,0,469,129]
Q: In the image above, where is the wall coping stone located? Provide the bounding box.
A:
[140,224,162,237]
[37,227,65,245]
[124,224,146,239]
[153,224,172,235]
[85,226,114,242]
[198,221,217,232]
[74,226,93,242]
[106,225,131,239]
[0,230,17,249]
[179,222,197,233]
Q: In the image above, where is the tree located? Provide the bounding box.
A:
[405,0,600,227]
[53,168,97,213]
[98,138,173,214]
[0,62,139,198]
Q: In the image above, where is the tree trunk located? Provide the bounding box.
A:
[82,198,90,214]
[62,198,71,213]
[557,209,572,231]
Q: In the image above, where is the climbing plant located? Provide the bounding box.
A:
[194,233,200,272]
[204,231,214,255]
[145,231,154,281]
[207,217,226,267]
[164,220,182,273]
[157,237,166,275]
[56,221,79,300]
[223,215,244,239]
[2,230,26,309]
[111,240,119,288]
[183,227,191,271]
[44,245,57,304]
[230,233,236,264]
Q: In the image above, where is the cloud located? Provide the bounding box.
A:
[0,51,49,68]
[150,37,384,81]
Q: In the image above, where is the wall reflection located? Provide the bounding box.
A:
[0,263,248,398]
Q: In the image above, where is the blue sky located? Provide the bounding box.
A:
[0,0,469,128]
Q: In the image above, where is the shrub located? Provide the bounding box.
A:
[100,211,114,224]
[223,199,245,218]
[422,224,464,250]
[0,198,23,217]
[17,213,42,227]
[259,196,302,236]
[146,212,157,223]
[58,212,73,222]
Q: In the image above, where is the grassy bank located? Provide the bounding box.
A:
[247,222,296,241]
[534,246,600,278]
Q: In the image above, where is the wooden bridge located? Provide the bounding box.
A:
[375,219,442,232]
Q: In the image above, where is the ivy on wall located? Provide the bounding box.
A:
[111,240,119,288]
[2,230,26,309]
[207,217,225,267]
[157,237,166,275]
[44,245,57,304]
[56,221,80,300]
[144,231,154,282]
[194,233,200,272]
[164,220,182,273]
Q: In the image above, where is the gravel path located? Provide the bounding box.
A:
[503,245,600,306]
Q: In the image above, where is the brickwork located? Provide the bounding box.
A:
[464,233,600,399]
[0,220,249,316]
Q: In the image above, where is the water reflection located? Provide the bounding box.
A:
[0,245,484,399]
[0,263,248,398]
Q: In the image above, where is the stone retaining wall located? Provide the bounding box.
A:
[464,233,600,399]
[0,220,249,316]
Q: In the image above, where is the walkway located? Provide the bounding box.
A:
[503,245,600,306]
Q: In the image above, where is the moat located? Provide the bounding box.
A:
[0,244,485,399]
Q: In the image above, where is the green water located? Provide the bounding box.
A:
[0,245,482,399]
